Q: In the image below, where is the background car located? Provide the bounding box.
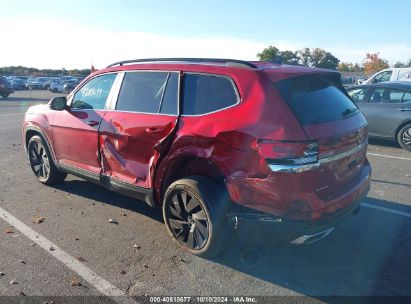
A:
[50,79,78,93]
[8,77,27,90]
[361,68,411,85]
[0,76,14,97]
[347,81,411,151]
[43,77,60,90]
[27,77,50,90]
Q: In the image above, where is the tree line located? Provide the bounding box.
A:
[0,66,91,77]
[257,45,411,75]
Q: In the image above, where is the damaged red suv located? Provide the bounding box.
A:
[22,58,370,257]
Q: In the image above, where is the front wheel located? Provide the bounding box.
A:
[162,176,230,258]
[27,135,67,185]
[397,124,411,151]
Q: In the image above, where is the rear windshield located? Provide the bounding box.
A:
[275,75,358,125]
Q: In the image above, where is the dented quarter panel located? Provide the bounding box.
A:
[153,68,310,212]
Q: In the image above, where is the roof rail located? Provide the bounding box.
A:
[106,58,258,69]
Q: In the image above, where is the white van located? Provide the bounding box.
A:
[361,68,411,85]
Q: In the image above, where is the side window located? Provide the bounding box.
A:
[347,88,367,103]
[398,71,411,81]
[374,71,392,83]
[182,74,238,115]
[72,74,117,110]
[116,72,178,114]
[370,88,404,103]
[403,92,411,103]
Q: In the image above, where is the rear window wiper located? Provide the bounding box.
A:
[341,108,358,117]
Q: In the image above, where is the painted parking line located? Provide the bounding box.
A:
[361,203,411,218]
[367,152,411,161]
[0,206,139,304]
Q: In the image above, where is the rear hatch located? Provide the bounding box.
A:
[273,73,368,201]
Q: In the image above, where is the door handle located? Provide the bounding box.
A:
[86,120,99,126]
[145,127,164,134]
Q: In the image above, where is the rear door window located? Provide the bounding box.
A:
[182,74,238,115]
[275,75,358,125]
[370,88,405,103]
[403,92,411,103]
[398,71,411,81]
[116,71,178,114]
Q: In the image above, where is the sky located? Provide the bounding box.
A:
[0,0,410,69]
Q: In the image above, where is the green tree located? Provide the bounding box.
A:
[394,61,406,68]
[279,50,300,65]
[298,48,311,66]
[257,45,281,61]
[308,48,339,70]
[338,62,354,72]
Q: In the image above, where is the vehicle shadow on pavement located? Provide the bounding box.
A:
[53,180,163,223]
[212,197,411,297]
[48,179,411,296]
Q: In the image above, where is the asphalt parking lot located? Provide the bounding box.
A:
[0,90,411,302]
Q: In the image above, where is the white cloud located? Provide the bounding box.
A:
[328,43,411,65]
[1,17,410,69]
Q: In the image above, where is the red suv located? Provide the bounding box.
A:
[22,58,371,257]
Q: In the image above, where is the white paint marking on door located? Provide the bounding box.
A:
[367,152,411,161]
[361,203,411,218]
[0,206,139,304]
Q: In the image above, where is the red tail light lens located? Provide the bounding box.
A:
[258,140,319,165]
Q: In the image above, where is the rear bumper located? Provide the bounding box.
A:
[226,179,369,244]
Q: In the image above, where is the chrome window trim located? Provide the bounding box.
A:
[268,140,368,173]
[180,72,241,117]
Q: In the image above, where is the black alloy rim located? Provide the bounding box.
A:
[402,127,411,147]
[165,190,209,250]
[29,141,50,179]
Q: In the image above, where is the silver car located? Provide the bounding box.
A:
[347,81,411,151]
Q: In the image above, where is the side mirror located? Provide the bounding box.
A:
[49,96,67,111]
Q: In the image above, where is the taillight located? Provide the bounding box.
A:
[258,140,319,166]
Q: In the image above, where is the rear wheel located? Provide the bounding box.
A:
[397,124,411,151]
[1,93,9,98]
[162,176,230,258]
[27,135,67,185]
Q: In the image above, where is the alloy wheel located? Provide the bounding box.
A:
[165,190,209,250]
[402,127,411,147]
[29,141,50,180]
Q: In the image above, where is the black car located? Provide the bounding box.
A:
[0,76,14,98]
[347,82,411,151]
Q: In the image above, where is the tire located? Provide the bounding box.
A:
[162,176,230,258]
[27,135,67,185]
[397,124,411,152]
[1,93,9,98]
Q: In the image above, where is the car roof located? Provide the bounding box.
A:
[90,58,340,84]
